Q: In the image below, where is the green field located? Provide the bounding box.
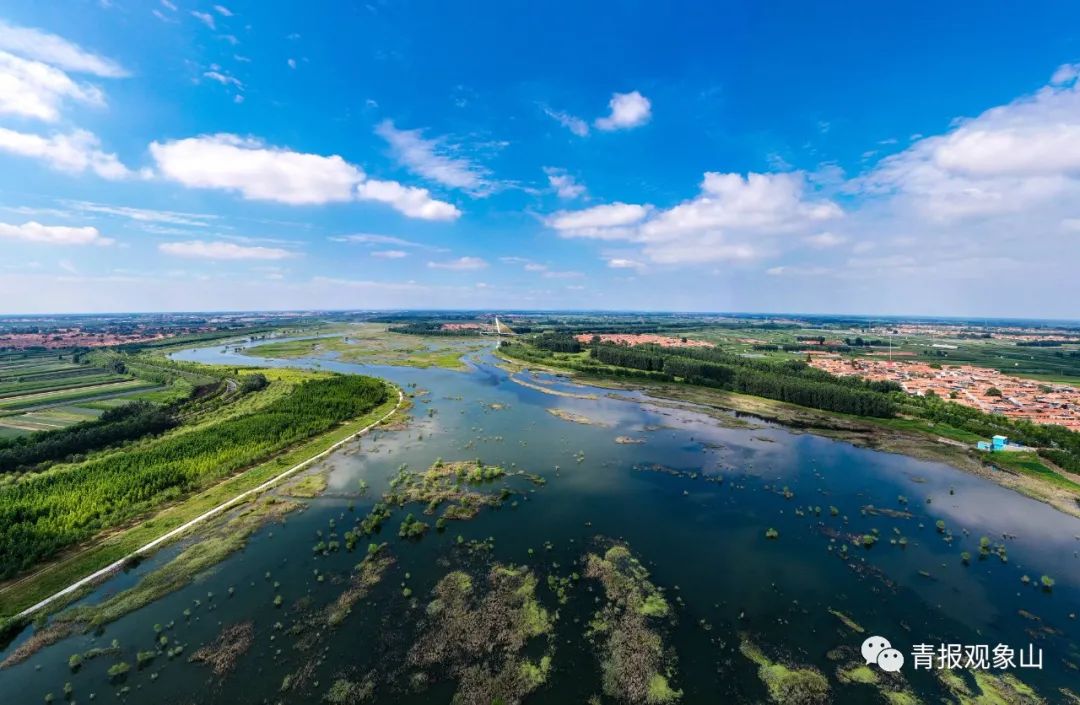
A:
[0,351,166,435]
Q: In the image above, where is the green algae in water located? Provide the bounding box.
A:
[739,638,829,705]
[585,545,682,704]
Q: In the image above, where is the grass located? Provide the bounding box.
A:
[981,450,1080,492]
[0,376,400,620]
[284,472,328,498]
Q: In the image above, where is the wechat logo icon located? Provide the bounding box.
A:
[862,635,904,673]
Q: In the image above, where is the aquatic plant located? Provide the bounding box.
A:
[765,528,779,540]
[399,513,429,539]
[408,565,555,705]
[740,639,829,705]
[324,677,375,704]
[67,654,82,672]
[107,661,130,682]
[1040,575,1055,591]
[585,545,682,704]
[188,621,254,677]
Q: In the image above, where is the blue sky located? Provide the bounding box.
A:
[1,1,1079,316]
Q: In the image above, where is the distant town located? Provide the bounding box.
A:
[810,357,1080,431]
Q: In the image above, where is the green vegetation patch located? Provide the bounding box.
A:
[0,373,387,579]
[739,638,830,705]
[408,564,554,705]
[935,668,1045,704]
[284,472,328,498]
[585,545,682,704]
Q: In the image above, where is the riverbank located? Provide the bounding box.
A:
[494,349,1080,519]
[0,379,404,626]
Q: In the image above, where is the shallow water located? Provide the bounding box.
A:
[2,340,1079,704]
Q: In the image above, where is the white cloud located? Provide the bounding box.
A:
[0,127,134,179]
[191,11,216,29]
[547,202,650,237]
[595,91,651,131]
[804,231,847,248]
[371,249,408,259]
[287,58,297,70]
[355,179,459,220]
[542,105,589,137]
[523,262,547,271]
[214,4,234,16]
[548,171,840,264]
[765,265,832,276]
[0,20,127,77]
[150,134,361,204]
[332,233,429,248]
[375,120,492,195]
[607,258,644,270]
[0,220,113,245]
[0,51,105,121]
[542,269,583,279]
[152,134,459,218]
[161,0,178,9]
[1050,63,1079,86]
[203,69,242,88]
[427,256,487,271]
[856,64,1080,220]
[543,167,586,199]
[159,239,294,260]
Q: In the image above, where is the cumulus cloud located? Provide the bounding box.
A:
[0,51,105,121]
[0,220,113,245]
[595,91,652,131]
[0,127,134,179]
[427,256,487,270]
[159,239,294,260]
[355,178,461,220]
[150,134,361,204]
[150,134,460,219]
[543,167,586,199]
[855,63,1080,221]
[547,202,651,238]
[542,105,589,137]
[375,120,492,195]
[0,20,127,77]
[548,172,840,264]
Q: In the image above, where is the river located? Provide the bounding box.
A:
[2,339,1078,704]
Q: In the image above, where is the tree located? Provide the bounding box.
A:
[986,387,1003,397]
